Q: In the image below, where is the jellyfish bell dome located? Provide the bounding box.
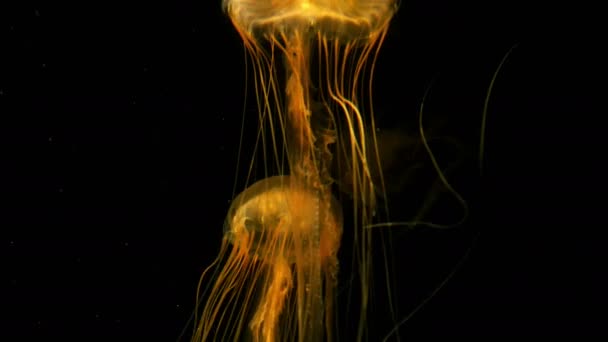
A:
[223,0,397,41]
[223,176,343,263]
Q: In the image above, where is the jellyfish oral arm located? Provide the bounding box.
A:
[250,257,292,341]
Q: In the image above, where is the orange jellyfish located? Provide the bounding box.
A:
[191,0,398,341]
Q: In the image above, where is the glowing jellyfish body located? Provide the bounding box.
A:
[194,176,342,341]
[193,1,397,341]
[225,0,396,39]
[224,176,342,341]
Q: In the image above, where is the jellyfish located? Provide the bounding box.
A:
[185,0,520,340]
[193,175,343,341]
[191,0,397,341]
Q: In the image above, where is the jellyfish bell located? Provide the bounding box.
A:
[223,0,398,41]
[224,175,343,265]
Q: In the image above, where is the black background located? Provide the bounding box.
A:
[2,0,604,340]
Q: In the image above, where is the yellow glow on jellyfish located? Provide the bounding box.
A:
[193,1,397,341]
